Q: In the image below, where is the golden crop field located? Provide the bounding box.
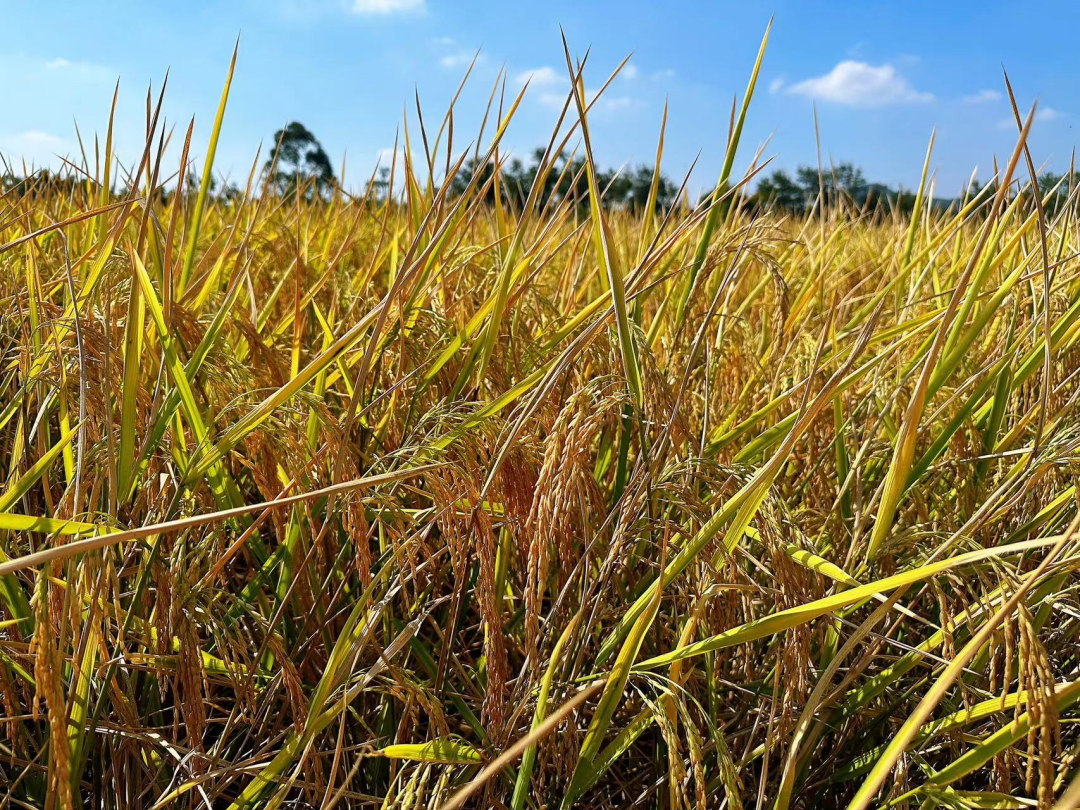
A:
[1,29,1079,810]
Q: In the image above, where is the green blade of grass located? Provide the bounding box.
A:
[178,39,238,292]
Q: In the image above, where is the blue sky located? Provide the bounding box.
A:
[2,1,1078,196]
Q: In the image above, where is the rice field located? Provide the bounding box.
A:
[1,30,1079,809]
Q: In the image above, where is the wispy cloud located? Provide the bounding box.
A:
[601,96,640,111]
[0,130,66,166]
[534,92,565,109]
[44,56,114,81]
[361,147,410,193]
[768,76,785,94]
[537,89,639,112]
[963,89,1001,104]
[515,65,641,113]
[997,106,1063,129]
[786,61,933,107]
[18,130,63,146]
[439,50,482,70]
[376,146,407,167]
[515,66,561,87]
[351,0,424,14]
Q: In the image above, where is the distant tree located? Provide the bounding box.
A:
[966,178,996,204]
[1038,171,1064,198]
[218,180,243,203]
[449,148,676,212]
[754,162,889,212]
[1035,170,1080,212]
[605,164,678,212]
[449,155,503,203]
[966,172,1080,214]
[265,122,336,200]
[185,171,216,197]
[801,163,868,202]
[1,169,82,199]
[754,168,803,210]
[365,166,392,201]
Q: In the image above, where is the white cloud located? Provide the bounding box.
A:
[367,148,412,194]
[652,68,676,81]
[786,61,933,107]
[351,0,424,14]
[0,131,66,167]
[516,66,640,113]
[769,77,785,94]
[847,41,866,59]
[537,91,567,109]
[515,66,561,87]
[43,56,113,81]
[439,51,481,70]
[375,147,407,167]
[996,106,1063,129]
[963,89,1001,104]
[19,131,62,145]
[621,63,639,81]
[602,96,640,112]
[536,88,640,113]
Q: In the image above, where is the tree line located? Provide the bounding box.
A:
[444,148,679,212]
[10,120,1068,214]
[752,162,923,213]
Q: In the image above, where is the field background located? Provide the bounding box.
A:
[0,32,1079,810]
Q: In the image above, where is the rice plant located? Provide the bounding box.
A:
[0,29,1079,809]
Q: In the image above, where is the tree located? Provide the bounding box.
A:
[365,167,391,201]
[1035,170,1080,213]
[449,148,676,213]
[754,168,803,210]
[753,162,894,212]
[604,164,678,212]
[265,122,336,200]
